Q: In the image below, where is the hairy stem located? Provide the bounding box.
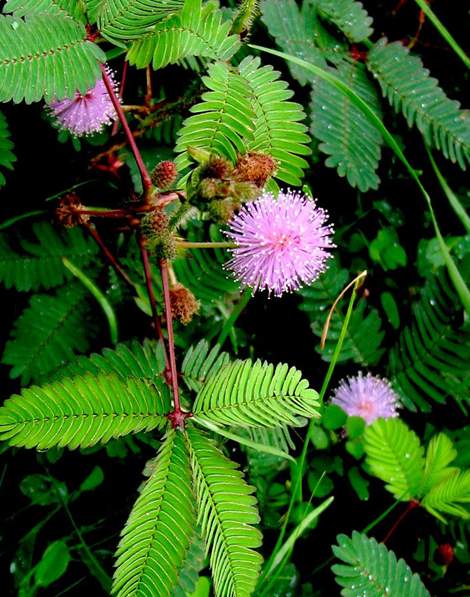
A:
[160,259,184,422]
[101,65,153,195]
[137,235,170,378]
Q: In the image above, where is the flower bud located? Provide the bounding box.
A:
[203,156,233,180]
[151,160,177,190]
[234,152,278,186]
[170,283,199,324]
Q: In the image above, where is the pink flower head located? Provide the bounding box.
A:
[48,72,117,136]
[331,372,400,425]
[224,190,334,297]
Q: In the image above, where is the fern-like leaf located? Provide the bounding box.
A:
[187,427,263,597]
[113,429,195,596]
[98,0,184,45]
[299,262,385,365]
[175,61,255,169]
[56,338,166,383]
[389,270,470,412]
[310,59,383,191]
[367,39,470,169]
[0,222,98,291]
[193,359,320,428]
[421,433,458,495]
[0,110,15,187]
[260,0,327,86]
[126,0,240,69]
[0,373,169,450]
[421,470,470,521]
[181,340,230,393]
[315,0,373,43]
[364,418,425,501]
[3,0,86,21]
[2,284,91,384]
[332,531,430,597]
[0,14,104,104]
[238,56,311,185]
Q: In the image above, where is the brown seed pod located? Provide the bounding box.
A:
[170,283,199,324]
[234,152,278,186]
[55,193,89,228]
[151,160,177,190]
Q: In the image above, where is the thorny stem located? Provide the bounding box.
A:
[160,259,188,427]
[382,500,420,544]
[85,223,136,289]
[137,234,170,380]
[101,65,153,196]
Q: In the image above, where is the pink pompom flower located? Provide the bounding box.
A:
[224,190,334,297]
[331,372,400,425]
[47,72,117,136]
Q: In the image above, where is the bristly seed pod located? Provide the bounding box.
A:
[151,160,177,190]
[55,193,89,228]
[170,283,199,324]
[234,152,278,187]
[203,156,233,180]
[141,209,170,236]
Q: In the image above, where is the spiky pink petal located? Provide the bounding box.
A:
[331,372,400,424]
[224,190,334,297]
[48,73,117,136]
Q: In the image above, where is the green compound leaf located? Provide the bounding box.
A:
[310,59,383,191]
[315,0,373,43]
[0,373,169,450]
[389,270,470,412]
[3,0,86,21]
[421,469,470,522]
[98,0,184,44]
[367,39,470,169]
[2,284,91,385]
[113,429,195,597]
[193,359,320,429]
[238,56,311,186]
[0,14,104,104]
[332,531,430,597]
[56,338,166,383]
[0,110,15,187]
[181,340,231,393]
[0,222,98,291]
[175,61,255,169]
[260,0,328,86]
[364,418,425,501]
[187,427,263,597]
[126,0,240,69]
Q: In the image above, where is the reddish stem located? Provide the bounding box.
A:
[85,222,136,289]
[101,65,153,196]
[137,235,170,380]
[79,209,132,219]
[111,60,128,136]
[160,259,186,425]
[382,500,420,545]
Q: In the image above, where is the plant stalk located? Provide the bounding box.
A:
[101,65,153,196]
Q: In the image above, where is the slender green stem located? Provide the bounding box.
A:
[413,0,470,70]
[250,44,470,317]
[0,210,45,230]
[63,258,118,344]
[175,241,237,249]
[216,288,252,348]
[259,274,362,587]
[427,147,470,233]
[259,497,334,595]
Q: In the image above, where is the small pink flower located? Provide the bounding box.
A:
[331,372,400,424]
[224,190,334,297]
[48,72,117,136]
